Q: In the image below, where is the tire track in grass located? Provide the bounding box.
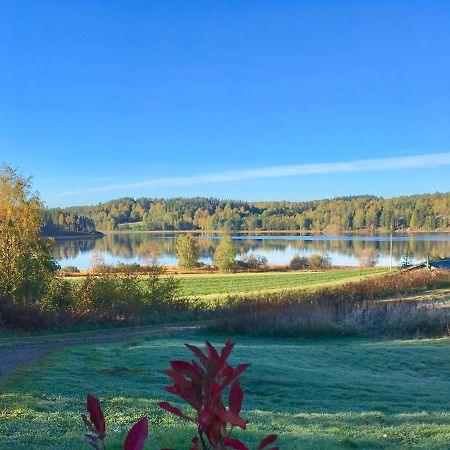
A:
[0,322,205,384]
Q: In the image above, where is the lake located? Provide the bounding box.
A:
[52,232,450,269]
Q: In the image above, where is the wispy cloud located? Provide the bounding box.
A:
[58,152,450,197]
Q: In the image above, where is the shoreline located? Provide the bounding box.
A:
[41,231,104,240]
[103,228,450,236]
[60,265,389,277]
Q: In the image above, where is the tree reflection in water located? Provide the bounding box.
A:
[52,232,450,269]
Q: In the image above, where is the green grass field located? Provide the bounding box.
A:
[175,267,388,298]
[1,334,449,449]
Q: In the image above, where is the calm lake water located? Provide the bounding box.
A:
[53,232,450,269]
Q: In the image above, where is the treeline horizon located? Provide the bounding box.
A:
[44,192,450,233]
[41,209,97,236]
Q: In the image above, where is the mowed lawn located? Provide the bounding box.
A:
[175,267,387,298]
[0,335,449,449]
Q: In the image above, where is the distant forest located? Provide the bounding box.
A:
[43,193,450,233]
[41,209,97,236]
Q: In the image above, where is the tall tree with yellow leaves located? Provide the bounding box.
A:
[0,165,57,303]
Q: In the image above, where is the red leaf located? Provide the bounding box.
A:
[86,394,105,439]
[223,437,250,450]
[158,402,195,422]
[233,364,250,377]
[191,360,206,377]
[170,360,199,378]
[162,386,179,395]
[258,434,278,450]
[219,339,235,364]
[124,418,148,450]
[170,360,194,372]
[222,410,247,429]
[205,341,219,360]
[185,343,207,365]
[164,370,191,390]
[189,437,199,450]
[220,364,250,391]
[228,381,243,415]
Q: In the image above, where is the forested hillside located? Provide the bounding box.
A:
[41,209,98,236]
[48,193,450,232]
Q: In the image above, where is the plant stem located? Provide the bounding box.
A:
[198,431,210,450]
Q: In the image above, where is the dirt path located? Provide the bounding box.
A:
[0,322,204,384]
[1,288,449,384]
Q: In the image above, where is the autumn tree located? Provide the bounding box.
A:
[214,234,236,271]
[0,165,58,303]
[309,254,331,269]
[175,233,200,268]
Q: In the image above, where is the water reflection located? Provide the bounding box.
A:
[52,233,450,269]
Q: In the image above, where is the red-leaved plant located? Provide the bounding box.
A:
[82,394,148,450]
[159,339,277,450]
[81,339,278,450]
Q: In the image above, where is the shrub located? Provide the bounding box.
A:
[81,340,278,450]
[77,272,180,322]
[240,254,268,269]
[400,252,414,268]
[38,277,76,311]
[356,248,379,267]
[139,273,181,313]
[0,269,183,330]
[59,265,80,274]
[115,262,165,275]
[0,298,59,330]
[289,255,310,270]
[235,260,249,270]
[309,254,331,269]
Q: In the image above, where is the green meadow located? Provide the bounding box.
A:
[64,267,388,300]
[1,334,449,449]
[174,267,388,298]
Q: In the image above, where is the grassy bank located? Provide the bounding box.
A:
[211,269,450,337]
[0,335,449,449]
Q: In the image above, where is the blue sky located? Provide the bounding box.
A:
[1,1,450,207]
